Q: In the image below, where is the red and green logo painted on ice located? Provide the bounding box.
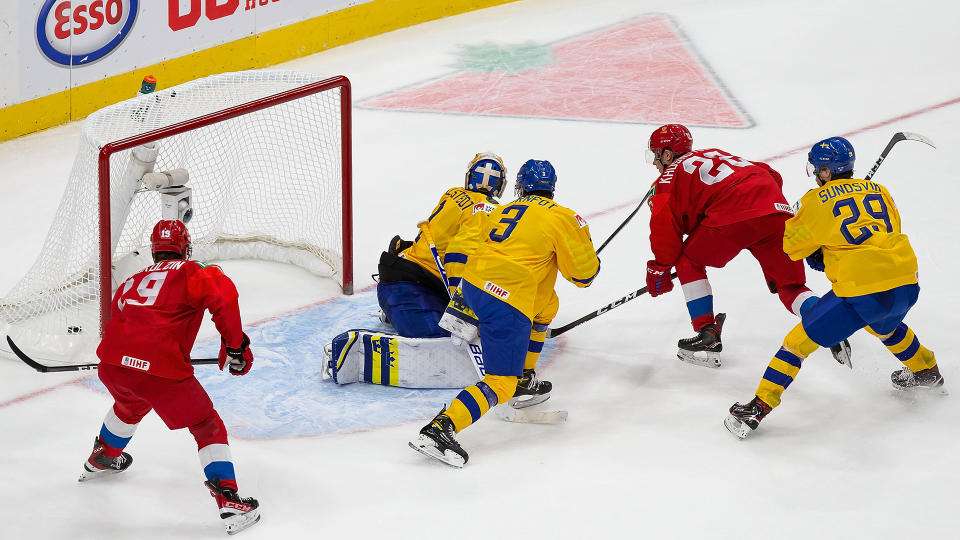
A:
[361,15,751,128]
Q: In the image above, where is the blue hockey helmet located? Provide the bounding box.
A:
[515,159,557,197]
[465,153,507,198]
[807,137,855,177]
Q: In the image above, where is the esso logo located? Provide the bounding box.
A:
[36,0,139,66]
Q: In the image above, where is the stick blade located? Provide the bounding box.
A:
[900,131,936,148]
[494,406,568,425]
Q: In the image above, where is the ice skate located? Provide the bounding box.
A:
[408,409,468,468]
[723,396,772,439]
[78,436,133,482]
[205,479,261,535]
[891,365,946,394]
[830,339,852,369]
[508,368,552,409]
[677,313,725,368]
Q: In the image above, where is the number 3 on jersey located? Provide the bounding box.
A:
[489,205,528,242]
[118,271,168,310]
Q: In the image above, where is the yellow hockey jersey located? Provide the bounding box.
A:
[462,195,601,319]
[783,178,918,297]
[402,187,499,291]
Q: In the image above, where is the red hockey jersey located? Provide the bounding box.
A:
[647,148,792,265]
[97,260,245,380]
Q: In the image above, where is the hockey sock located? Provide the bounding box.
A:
[524,322,549,370]
[190,413,236,488]
[99,407,140,458]
[755,324,820,408]
[866,323,937,372]
[445,376,514,432]
[791,290,819,316]
[681,279,714,329]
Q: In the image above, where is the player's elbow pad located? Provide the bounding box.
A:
[570,261,600,288]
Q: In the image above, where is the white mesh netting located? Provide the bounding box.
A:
[1,70,348,364]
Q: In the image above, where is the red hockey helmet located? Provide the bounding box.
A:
[150,219,192,259]
[647,124,693,162]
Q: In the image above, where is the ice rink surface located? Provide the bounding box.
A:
[1,0,958,538]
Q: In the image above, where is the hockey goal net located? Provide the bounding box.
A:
[0,70,352,366]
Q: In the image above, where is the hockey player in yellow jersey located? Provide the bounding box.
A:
[409,159,601,467]
[725,136,943,439]
[376,153,504,337]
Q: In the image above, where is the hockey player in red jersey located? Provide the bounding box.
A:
[80,220,260,535]
[644,124,819,368]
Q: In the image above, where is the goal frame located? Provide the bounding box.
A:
[96,75,353,328]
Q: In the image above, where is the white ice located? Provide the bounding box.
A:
[1,0,958,538]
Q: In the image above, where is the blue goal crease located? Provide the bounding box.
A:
[82,290,556,439]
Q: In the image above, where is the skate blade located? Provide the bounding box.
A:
[723,415,751,439]
[830,342,852,369]
[78,467,122,482]
[891,382,949,396]
[677,349,721,368]
[224,510,261,535]
[495,406,567,425]
[508,393,551,409]
[407,438,465,469]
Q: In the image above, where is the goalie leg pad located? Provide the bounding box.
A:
[438,286,480,344]
[324,330,482,388]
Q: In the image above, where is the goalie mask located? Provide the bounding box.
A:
[150,219,192,260]
[465,153,507,198]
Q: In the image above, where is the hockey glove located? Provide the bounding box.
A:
[806,249,825,272]
[646,260,674,297]
[218,333,253,376]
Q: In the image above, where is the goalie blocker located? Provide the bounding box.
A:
[324,330,484,389]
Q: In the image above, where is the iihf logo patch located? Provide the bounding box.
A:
[575,214,588,228]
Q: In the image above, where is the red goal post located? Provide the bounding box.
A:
[0,71,352,366]
[96,75,354,326]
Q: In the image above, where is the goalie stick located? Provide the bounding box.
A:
[547,272,677,338]
[864,131,935,181]
[416,220,453,298]
[7,336,218,373]
[495,405,568,425]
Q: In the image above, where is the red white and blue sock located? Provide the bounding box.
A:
[98,407,139,458]
[681,279,714,330]
[191,412,237,491]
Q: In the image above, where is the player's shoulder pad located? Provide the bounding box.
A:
[192,261,226,274]
[573,212,589,228]
[472,201,497,215]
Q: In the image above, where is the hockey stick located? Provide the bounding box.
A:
[595,182,657,255]
[546,272,677,338]
[416,220,453,299]
[7,336,218,373]
[864,131,935,181]
[495,405,568,425]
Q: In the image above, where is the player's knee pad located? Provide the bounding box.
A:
[483,374,519,404]
[783,324,820,358]
[189,412,228,447]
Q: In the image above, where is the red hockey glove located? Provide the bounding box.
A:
[218,333,253,376]
[646,260,674,297]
